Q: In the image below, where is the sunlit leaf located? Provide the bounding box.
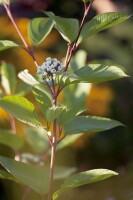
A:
[57,107,85,126]
[79,12,131,43]
[53,169,118,200]
[0,129,24,149]
[45,12,79,43]
[0,96,42,128]
[0,156,49,195]
[0,62,17,95]
[58,64,128,88]
[18,69,39,86]
[33,87,52,117]
[28,18,54,45]
[0,40,19,51]
[18,69,51,98]
[63,115,123,135]
[46,106,66,124]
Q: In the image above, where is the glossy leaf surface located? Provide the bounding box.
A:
[0,40,19,51]
[63,116,123,135]
[0,96,42,128]
[58,64,128,88]
[28,18,54,45]
[79,12,130,43]
[53,169,118,200]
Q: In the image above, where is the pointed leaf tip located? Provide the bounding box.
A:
[53,168,118,200]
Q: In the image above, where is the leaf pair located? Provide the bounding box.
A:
[28,12,130,46]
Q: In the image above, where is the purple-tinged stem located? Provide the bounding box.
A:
[3,3,38,68]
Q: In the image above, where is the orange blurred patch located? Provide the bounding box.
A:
[0,108,10,127]
[86,83,114,117]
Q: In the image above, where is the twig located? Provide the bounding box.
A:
[3,3,38,68]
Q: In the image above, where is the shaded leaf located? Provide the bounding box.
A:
[0,156,49,195]
[79,12,130,43]
[53,169,118,200]
[57,134,83,151]
[25,128,49,153]
[28,18,54,45]
[0,96,42,128]
[0,129,24,149]
[0,40,19,51]
[54,166,76,180]
[1,62,17,94]
[15,82,31,96]
[63,115,123,135]
[0,169,20,183]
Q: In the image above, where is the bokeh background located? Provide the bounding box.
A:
[0,0,133,200]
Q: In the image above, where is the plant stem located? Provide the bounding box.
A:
[48,139,56,200]
[3,3,38,68]
[65,2,92,72]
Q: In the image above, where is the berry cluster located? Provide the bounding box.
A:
[37,57,65,78]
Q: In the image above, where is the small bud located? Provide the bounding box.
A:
[46,57,51,61]
[53,58,57,62]
[50,69,56,73]
[37,69,42,74]
[47,66,52,71]
[42,63,47,70]
[42,71,48,76]
[46,60,52,65]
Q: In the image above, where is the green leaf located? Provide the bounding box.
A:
[0,129,24,149]
[15,82,31,96]
[46,106,66,124]
[63,116,123,135]
[18,69,51,98]
[25,128,49,153]
[74,64,128,82]
[53,169,118,200]
[57,107,85,126]
[18,69,39,86]
[28,18,54,45]
[57,134,83,151]
[79,12,131,43]
[0,169,20,183]
[70,50,87,71]
[0,156,49,195]
[0,96,42,128]
[33,87,52,117]
[58,64,128,88]
[54,166,76,180]
[0,40,19,51]
[1,62,17,94]
[45,12,79,43]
